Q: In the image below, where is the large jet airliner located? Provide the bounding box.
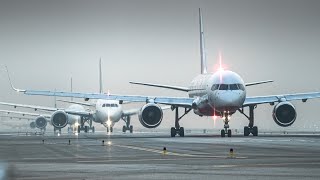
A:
[6,9,320,137]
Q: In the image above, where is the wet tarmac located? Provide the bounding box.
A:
[0,132,320,179]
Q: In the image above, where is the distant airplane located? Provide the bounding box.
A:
[57,59,169,133]
[0,103,92,134]
[6,9,320,137]
[0,110,51,132]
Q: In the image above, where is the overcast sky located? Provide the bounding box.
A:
[0,0,320,131]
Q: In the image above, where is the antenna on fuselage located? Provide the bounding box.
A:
[199,8,207,74]
[99,58,103,94]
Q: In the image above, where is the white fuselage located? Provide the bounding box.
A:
[65,104,84,126]
[95,99,123,127]
[188,70,246,117]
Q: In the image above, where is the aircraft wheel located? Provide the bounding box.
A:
[221,130,225,137]
[77,125,81,133]
[92,126,95,133]
[170,127,176,137]
[129,125,133,133]
[253,126,258,136]
[179,127,185,137]
[84,126,89,133]
[122,126,126,133]
[110,127,113,133]
[244,126,249,136]
[227,129,232,137]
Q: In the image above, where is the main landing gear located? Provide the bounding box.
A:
[239,105,258,136]
[77,117,95,133]
[220,115,232,137]
[54,127,61,134]
[170,107,191,137]
[122,116,133,133]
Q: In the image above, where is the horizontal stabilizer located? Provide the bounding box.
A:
[129,81,190,92]
[245,80,273,87]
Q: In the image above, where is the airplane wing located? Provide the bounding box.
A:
[0,114,34,120]
[243,92,320,106]
[245,80,273,86]
[0,102,92,117]
[56,99,95,107]
[0,102,59,112]
[0,110,51,118]
[129,81,190,92]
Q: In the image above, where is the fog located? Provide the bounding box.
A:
[0,0,320,131]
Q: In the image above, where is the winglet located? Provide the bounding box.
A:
[5,66,26,93]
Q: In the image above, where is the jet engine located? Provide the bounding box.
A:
[272,102,296,127]
[138,103,163,128]
[29,121,36,129]
[51,111,68,128]
[35,116,48,129]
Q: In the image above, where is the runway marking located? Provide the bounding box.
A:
[112,144,247,159]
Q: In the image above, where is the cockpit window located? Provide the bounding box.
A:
[106,104,111,107]
[211,84,220,91]
[219,84,229,90]
[102,104,105,107]
[238,84,245,91]
[111,104,118,107]
[230,84,238,90]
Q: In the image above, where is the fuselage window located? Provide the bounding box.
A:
[106,104,111,107]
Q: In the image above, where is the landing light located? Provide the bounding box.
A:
[107,120,112,127]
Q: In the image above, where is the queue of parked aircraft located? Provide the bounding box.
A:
[1,9,320,137]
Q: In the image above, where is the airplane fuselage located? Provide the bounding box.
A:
[188,70,246,117]
[95,99,123,127]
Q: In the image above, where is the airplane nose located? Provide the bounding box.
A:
[213,91,242,110]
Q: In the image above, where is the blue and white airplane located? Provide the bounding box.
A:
[6,9,320,137]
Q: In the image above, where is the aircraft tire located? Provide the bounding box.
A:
[171,127,176,137]
[244,126,249,136]
[221,130,225,137]
[253,126,258,136]
[179,127,184,137]
[129,125,133,133]
[227,129,232,137]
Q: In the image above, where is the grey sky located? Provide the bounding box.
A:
[0,0,320,131]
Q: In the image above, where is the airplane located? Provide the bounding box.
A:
[0,110,51,132]
[5,8,320,137]
[57,59,168,133]
[0,102,93,134]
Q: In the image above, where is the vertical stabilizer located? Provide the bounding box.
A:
[70,77,73,101]
[99,58,103,93]
[199,8,207,74]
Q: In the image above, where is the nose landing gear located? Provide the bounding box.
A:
[122,116,133,133]
[221,115,232,137]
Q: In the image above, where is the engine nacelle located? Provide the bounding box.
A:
[51,111,68,129]
[138,103,163,128]
[30,122,36,129]
[35,116,48,129]
[272,102,296,127]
